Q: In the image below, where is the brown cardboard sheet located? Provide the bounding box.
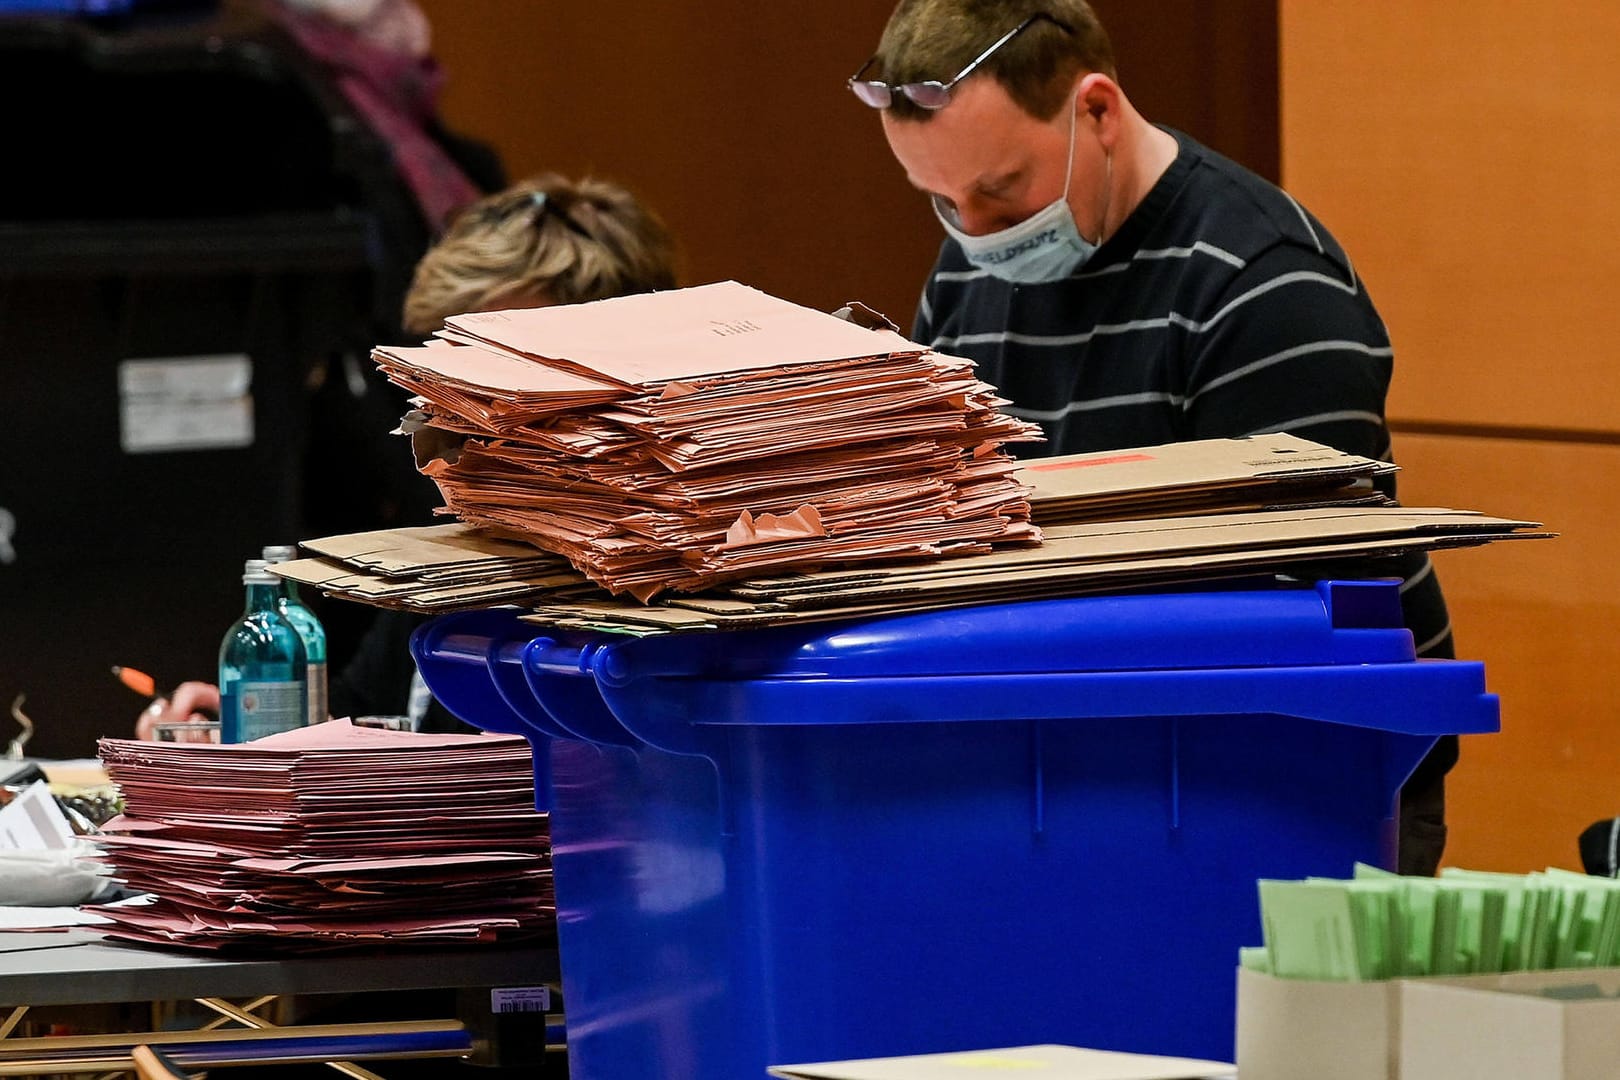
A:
[283,431,1551,635]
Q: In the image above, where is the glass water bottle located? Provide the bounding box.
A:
[219,558,308,743]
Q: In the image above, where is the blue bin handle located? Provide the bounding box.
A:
[411,613,555,809]
[485,638,575,743]
[410,615,530,737]
[580,643,732,761]
[521,637,641,748]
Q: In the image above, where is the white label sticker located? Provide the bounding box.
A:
[490,986,551,1014]
[236,680,304,741]
[118,354,255,454]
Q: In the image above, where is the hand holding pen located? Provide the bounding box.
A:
[114,667,220,741]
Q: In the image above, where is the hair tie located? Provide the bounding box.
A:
[530,191,549,215]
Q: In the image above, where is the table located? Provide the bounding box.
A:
[0,931,561,1076]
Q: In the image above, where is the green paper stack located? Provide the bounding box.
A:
[1245,865,1620,981]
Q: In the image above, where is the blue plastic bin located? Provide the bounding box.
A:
[414,579,1498,1078]
[0,1,130,12]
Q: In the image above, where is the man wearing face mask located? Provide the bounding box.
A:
[851,0,1457,877]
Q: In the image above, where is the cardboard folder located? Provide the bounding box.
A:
[93,721,554,951]
[275,502,1548,636]
[375,282,1043,598]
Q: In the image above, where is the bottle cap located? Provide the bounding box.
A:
[262,545,297,563]
[242,558,278,585]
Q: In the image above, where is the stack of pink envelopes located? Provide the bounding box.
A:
[373,280,1042,600]
[93,721,550,951]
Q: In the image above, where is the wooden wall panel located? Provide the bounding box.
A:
[1280,2,1620,433]
[1285,3,1620,875]
[1092,0,1279,183]
[412,2,931,323]
[1396,433,1620,872]
[413,1,1277,330]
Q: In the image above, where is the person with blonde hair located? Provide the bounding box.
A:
[140,173,678,741]
[403,173,677,333]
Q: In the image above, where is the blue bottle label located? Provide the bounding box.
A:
[235,680,305,741]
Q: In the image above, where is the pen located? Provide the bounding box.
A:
[113,666,174,728]
[111,666,158,701]
[113,665,219,729]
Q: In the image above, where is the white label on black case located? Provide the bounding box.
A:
[490,986,552,1014]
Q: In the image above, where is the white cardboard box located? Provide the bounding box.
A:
[1236,968,1400,1080]
[1400,969,1620,1080]
[1237,966,1620,1080]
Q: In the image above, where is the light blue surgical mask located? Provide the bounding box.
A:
[932,95,1109,284]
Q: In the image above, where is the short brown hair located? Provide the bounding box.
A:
[872,0,1115,123]
[403,174,678,334]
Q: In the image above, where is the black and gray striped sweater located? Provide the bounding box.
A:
[914,128,1457,781]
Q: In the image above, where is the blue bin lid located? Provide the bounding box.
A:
[417,578,1497,749]
[586,578,1415,685]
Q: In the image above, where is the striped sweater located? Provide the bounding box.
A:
[914,128,1457,779]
